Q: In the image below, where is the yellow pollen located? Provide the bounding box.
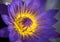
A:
[13,7,38,38]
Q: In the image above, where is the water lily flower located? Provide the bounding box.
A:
[0,0,60,42]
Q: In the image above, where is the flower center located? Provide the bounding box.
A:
[13,7,38,38]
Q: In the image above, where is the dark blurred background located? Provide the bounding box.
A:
[0,0,60,42]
